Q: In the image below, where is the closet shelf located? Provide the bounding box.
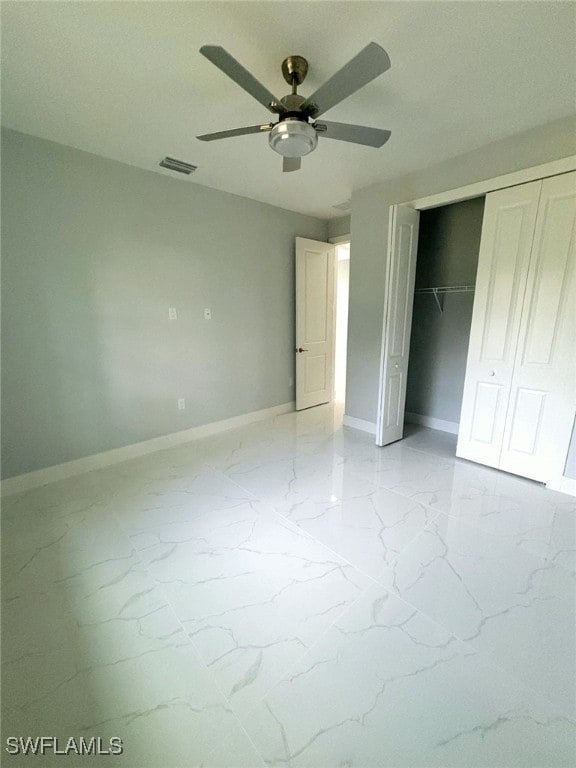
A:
[414,285,475,313]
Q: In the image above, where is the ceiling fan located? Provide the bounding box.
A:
[197,42,392,172]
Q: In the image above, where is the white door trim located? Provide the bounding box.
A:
[408,155,576,211]
[547,475,576,496]
[1,401,295,497]
[405,412,459,435]
[376,206,397,444]
[343,414,377,434]
[375,154,576,472]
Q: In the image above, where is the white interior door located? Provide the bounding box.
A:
[499,171,576,482]
[295,237,335,410]
[376,204,420,446]
[457,180,541,467]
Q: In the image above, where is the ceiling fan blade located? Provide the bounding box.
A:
[301,42,390,118]
[283,157,301,172]
[200,46,282,114]
[197,124,273,142]
[315,120,391,147]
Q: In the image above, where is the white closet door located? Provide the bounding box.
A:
[376,204,420,446]
[499,171,576,481]
[457,181,541,468]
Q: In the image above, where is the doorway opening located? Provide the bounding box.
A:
[404,197,484,439]
[334,241,350,404]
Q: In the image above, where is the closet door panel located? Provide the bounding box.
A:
[500,171,576,481]
[376,204,420,446]
[469,382,503,444]
[480,206,531,362]
[457,181,541,468]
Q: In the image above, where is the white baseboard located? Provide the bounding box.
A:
[546,475,576,497]
[405,412,459,435]
[343,415,377,435]
[1,401,295,497]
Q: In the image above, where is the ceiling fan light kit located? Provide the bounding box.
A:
[269,119,318,158]
[197,43,392,172]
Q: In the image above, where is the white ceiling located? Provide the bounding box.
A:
[2,1,575,219]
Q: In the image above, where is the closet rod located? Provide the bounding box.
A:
[414,285,475,314]
[414,285,475,294]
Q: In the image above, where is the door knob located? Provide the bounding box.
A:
[296,347,309,353]
[489,370,495,377]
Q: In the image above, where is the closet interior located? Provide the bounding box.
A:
[405,196,485,438]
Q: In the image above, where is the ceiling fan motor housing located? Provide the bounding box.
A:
[269,118,318,158]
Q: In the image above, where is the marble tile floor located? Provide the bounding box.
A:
[2,404,575,767]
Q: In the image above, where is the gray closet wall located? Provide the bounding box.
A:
[405,197,485,426]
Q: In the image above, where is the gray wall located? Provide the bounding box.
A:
[347,114,576,424]
[328,215,350,239]
[406,198,485,424]
[1,128,327,478]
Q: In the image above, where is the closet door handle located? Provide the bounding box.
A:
[296,347,309,353]
[488,370,495,377]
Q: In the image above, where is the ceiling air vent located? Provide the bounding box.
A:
[332,200,351,212]
[159,157,197,175]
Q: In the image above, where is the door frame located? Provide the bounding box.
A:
[330,235,351,402]
[375,154,576,487]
